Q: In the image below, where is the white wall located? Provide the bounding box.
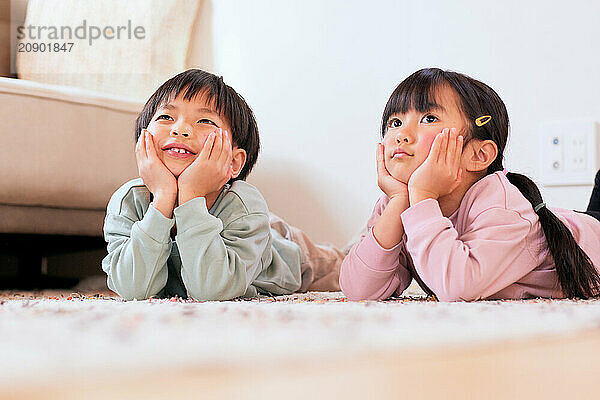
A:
[203,0,600,247]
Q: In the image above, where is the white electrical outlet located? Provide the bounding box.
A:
[539,120,600,186]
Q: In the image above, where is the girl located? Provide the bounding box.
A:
[340,68,600,302]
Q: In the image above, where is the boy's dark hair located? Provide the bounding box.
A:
[382,68,600,299]
[134,69,260,182]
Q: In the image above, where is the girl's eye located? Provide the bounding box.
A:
[198,118,217,126]
[388,118,402,128]
[421,115,438,123]
[156,114,173,121]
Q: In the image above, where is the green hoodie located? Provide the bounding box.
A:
[102,179,302,300]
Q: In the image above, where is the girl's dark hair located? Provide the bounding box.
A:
[382,68,600,299]
[135,69,260,182]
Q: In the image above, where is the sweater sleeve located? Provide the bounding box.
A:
[174,197,271,301]
[102,204,174,300]
[339,197,413,301]
[401,198,535,301]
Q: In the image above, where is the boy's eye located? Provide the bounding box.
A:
[388,118,402,128]
[421,115,438,123]
[156,114,173,121]
[197,118,217,126]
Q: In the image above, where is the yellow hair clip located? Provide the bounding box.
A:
[475,115,492,127]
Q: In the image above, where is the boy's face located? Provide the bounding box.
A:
[145,93,234,177]
[382,85,469,184]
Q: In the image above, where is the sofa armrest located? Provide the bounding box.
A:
[0,77,141,210]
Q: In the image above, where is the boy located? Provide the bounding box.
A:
[102,70,342,300]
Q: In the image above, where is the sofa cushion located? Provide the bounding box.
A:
[1,0,30,77]
[1,0,16,77]
[0,14,10,77]
[16,0,201,101]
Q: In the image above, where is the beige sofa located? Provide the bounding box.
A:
[0,0,209,286]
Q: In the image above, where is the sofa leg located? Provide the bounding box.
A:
[17,253,43,289]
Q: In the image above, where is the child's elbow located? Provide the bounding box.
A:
[339,276,388,301]
[186,282,247,301]
[343,290,387,301]
[434,286,479,302]
[106,276,153,301]
[115,287,150,301]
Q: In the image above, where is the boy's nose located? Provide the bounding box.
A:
[170,128,192,138]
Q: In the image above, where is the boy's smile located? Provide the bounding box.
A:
[145,93,232,177]
[162,142,196,159]
[382,85,468,184]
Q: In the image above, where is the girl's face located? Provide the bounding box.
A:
[145,93,232,177]
[382,85,469,184]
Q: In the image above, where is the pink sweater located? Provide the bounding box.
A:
[340,171,600,301]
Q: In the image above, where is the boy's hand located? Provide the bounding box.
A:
[408,128,463,205]
[178,128,233,205]
[377,143,409,203]
[136,129,178,218]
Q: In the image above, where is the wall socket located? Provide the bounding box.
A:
[539,120,600,186]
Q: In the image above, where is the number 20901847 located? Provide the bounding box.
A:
[18,42,74,52]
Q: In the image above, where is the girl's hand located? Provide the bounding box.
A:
[371,143,411,249]
[408,128,463,205]
[376,143,409,203]
[136,129,178,217]
[178,128,233,205]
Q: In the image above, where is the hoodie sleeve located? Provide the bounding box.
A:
[173,197,272,301]
[339,196,413,300]
[102,188,174,301]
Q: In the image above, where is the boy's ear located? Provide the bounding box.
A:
[464,139,498,172]
[231,147,247,179]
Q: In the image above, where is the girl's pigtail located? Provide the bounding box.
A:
[506,172,600,299]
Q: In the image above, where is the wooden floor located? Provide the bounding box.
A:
[3,328,599,400]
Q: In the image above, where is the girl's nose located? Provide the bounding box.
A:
[396,130,412,144]
[392,122,415,145]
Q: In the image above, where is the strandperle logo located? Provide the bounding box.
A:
[16,19,146,46]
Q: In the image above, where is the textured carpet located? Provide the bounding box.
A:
[3,282,600,394]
